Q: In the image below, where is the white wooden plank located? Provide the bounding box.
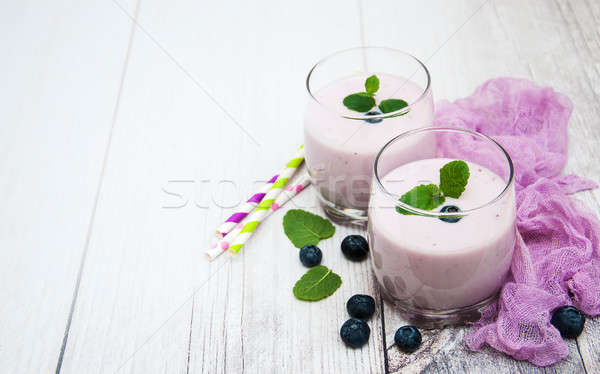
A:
[363,0,599,372]
[536,0,600,372]
[179,1,387,372]
[42,0,600,373]
[58,1,383,373]
[0,0,136,373]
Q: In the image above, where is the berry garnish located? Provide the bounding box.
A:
[551,306,585,339]
[394,325,422,353]
[346,294,376,320]
[439,205,462,223]
[299,245,322,267]
[364,110,383,124]
[340,318,370,348]
[341,235,369,261]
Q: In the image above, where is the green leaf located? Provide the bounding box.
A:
[343,93,376,112]
[439,160,470,198]
[283,209,336,248]
[396,184,445,215]
[365,75,379,94]
[293,265,342,301]
[378,98,409,114]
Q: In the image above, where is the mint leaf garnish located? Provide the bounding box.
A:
[378,99,408,114]
[396,160,470,215]
[343,75,409,115]
[365,75,379,94]
[293,265,342,301]
[439,160,470,198]
[343,93,376,112]
[396,184,445,215]
[283,209,335,248]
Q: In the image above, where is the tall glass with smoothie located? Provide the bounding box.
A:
[304,47,433,223]
[369,127,516,327]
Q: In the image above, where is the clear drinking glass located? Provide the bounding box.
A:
[368,127,516,327]
[304,47,433,224]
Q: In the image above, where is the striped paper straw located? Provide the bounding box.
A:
[215,171,282,237]
[228,149,304,255]
[205,173,311,261]
[205,221,246,260]
[270,173,310,212]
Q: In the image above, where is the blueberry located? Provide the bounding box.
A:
[340,318,370,348]
[299,245,322,267]
[439,205,462,223]
[364,110,383,124]
[394,325,422,353]
[346,294,376,320]
[551,306,585,339]
[341,235,369,261]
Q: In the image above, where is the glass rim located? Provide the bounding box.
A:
[305,46,432,121]
[373,126,515,217]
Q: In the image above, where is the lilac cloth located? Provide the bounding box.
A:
[434,78,600,366]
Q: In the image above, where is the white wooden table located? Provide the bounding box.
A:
[2,0,599,373]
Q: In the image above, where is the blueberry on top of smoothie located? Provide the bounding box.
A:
[346,294,376,320]
[551,306,585,339]
[394,325,422,353]
[340,318,370,348]
[341,235,369,261]
[439,205,462,223]
[299,245,322,267]
[364,110,383,124]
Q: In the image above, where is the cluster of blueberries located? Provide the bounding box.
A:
[299,233,586,353]
[298,234,370,267]
[299,234,423,352]
[340,294,423,353]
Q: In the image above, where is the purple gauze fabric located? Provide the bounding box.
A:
[434,78,600,366]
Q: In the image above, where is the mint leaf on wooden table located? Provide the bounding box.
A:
[439,160,470,198]
[283,209,335,248]
[378,98,408,114]
[343,93,376,112]
[365,75,380,94]
[396,184,445,215]
[293,265,342,301]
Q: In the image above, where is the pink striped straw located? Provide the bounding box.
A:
[205,173,311,261]
[215,171,282,237]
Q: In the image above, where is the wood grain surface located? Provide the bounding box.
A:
[1,0,598,373]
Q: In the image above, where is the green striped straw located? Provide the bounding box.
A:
[228,145,304,254]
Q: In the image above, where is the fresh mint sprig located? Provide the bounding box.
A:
[343,94,375,113]
[439,160,470,198]
[283,209,335,248]
[397,184,445,215]
[293,265,342,301]
[396,160,470,215]
[379,98,408,114]
[365,75,379,94]
[342,75,410,116]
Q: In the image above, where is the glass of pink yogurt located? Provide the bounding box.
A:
[304,47,433,224]
[369,127,516,327]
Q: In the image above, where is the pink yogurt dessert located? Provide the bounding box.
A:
[304,73,434,221]
[368,158,516,315]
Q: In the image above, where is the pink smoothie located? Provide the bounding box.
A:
[368,158,516,310]
[304,74,434,211]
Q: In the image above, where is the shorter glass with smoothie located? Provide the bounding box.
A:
[368,127,516,327]
[304,47,433,224]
